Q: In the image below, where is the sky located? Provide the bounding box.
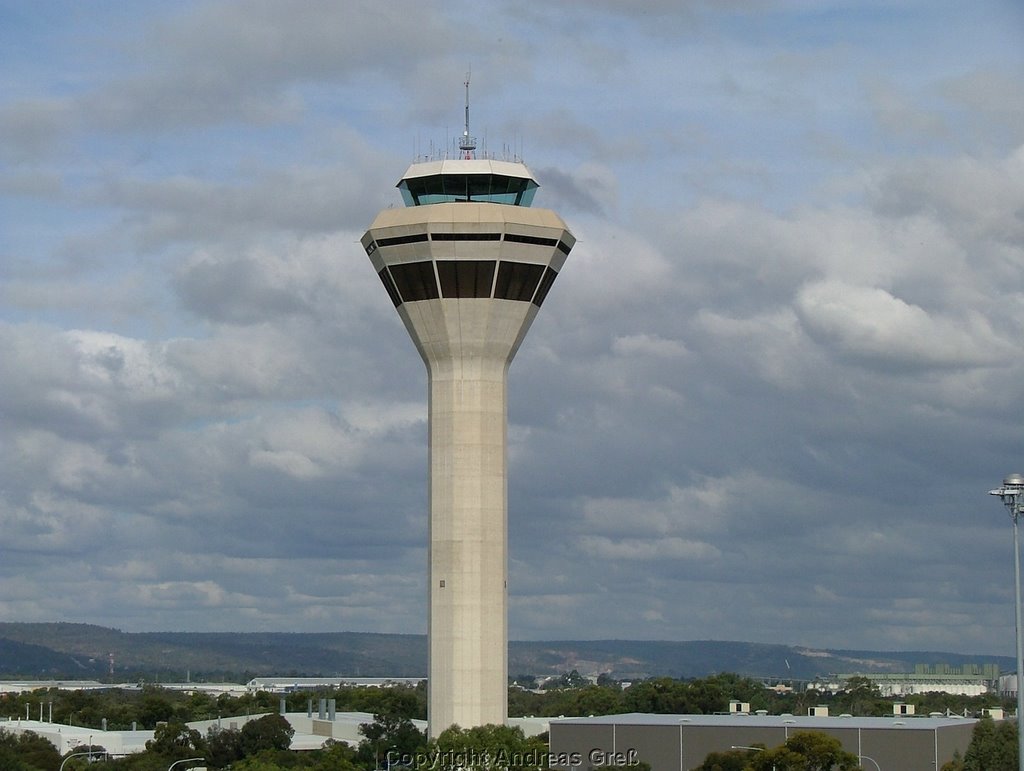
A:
[1,0,1024,658]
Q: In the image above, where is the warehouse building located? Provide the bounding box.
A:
[549,712,976,771]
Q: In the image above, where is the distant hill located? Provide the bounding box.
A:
[0,622,1012,682]
[0,623,424,680]
[0,635,91,675]
[508,639,1014,681]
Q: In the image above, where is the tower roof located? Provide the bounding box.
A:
[400,158,536,183]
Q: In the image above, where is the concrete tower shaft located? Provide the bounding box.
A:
[362,160,573,737]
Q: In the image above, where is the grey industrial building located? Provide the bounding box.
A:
[808,663,1000,697]
[549,712,977,771]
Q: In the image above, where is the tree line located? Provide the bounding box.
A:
[0,672,1015,770]
[0,673,1010,732]
[0,671,1007,729]
[9,717,1020,771]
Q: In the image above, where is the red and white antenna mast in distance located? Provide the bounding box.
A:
[459,70,477,159]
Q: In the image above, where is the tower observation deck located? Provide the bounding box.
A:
[362,154,574,736]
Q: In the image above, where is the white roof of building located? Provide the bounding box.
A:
[0,680,109,694]
[246,676,423,691]
[0,710,410,756]
[0,719,153,756]
[3,709,550,757]
[551,712,978,730]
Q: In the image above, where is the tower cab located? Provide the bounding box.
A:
[398,159,539,207]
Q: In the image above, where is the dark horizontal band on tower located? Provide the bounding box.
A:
[377,260,559,308]
[371,232,572,254]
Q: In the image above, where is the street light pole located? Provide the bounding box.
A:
[59,751,96,771]
[859,754,881,771]
[731,745,775,771]
[166,758,204,771]
[990,473,1024,771]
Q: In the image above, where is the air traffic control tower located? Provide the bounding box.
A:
[361,105,574,736]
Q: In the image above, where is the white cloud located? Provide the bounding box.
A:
[578,535,720,561]
[174,234,381,325]
[1,0,1022,656]
[246,409,363,479]
[795,280,1013,371]
[611,333,689,359]
[695,307,818,390]
[866,76,949,140]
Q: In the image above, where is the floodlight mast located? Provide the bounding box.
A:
[989,472,1024,771]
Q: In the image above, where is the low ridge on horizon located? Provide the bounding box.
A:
[0,622,1011,683]
[2,621,1009,655]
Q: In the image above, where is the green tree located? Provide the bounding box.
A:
[240,714,295,757]
[941,749,965,771]
[541,669,590,690]
[357,712,426,768]
[100,750,169,771]
[331,684,425,721]
[0,729,62,771]
[137,690,177,728]
[541,685,623,717]
[692,746,754,771]
[963,716,1017,771]
[145,719,205,759]
[229,757,292,771]
[205,726,243,769]
[750,731,861,771]
[427,724,549,771]
[309,740,362,771]
[833,677,885,717]
[184,691,220,721]
[623,678,693,713]
[685,678,728,715]
[508,687,548,718]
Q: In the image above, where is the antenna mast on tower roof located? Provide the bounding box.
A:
[459,71,477,159]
